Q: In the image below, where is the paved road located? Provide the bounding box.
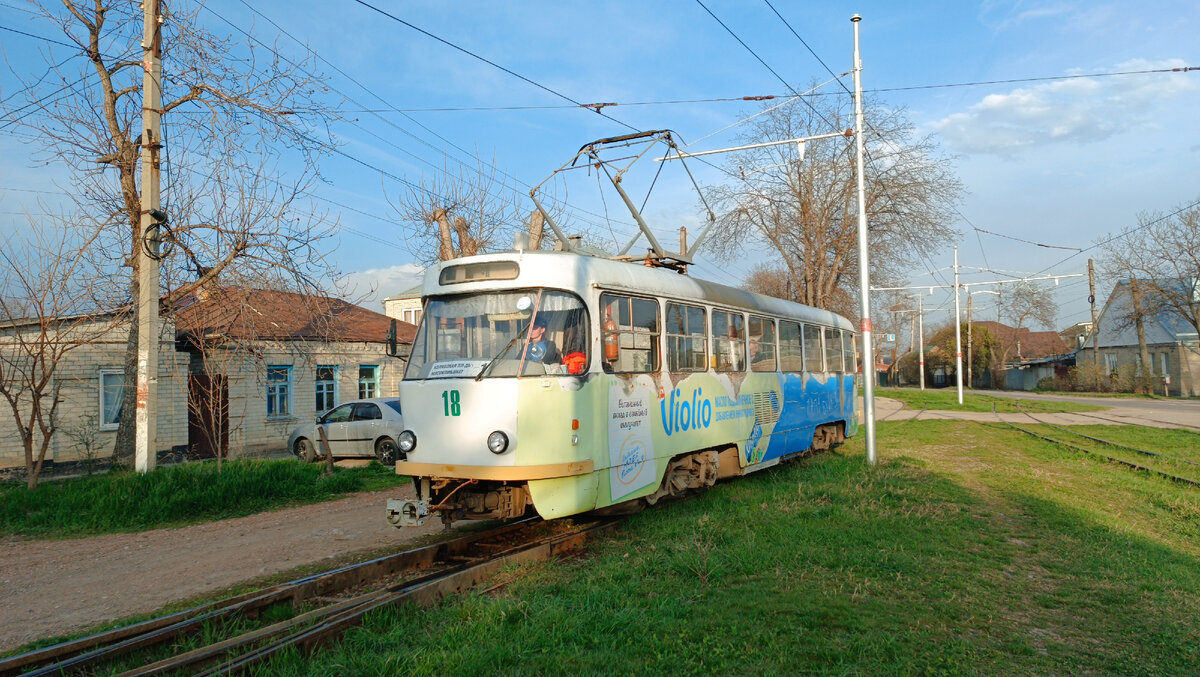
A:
[872,390,1200,430]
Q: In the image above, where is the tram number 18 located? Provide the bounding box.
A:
[441,390,461,417]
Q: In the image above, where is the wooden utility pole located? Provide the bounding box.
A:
[1088,258,1099,388]
[135,0,163,473]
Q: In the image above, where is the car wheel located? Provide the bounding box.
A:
[295,438,320,463]
[375,437,399,466]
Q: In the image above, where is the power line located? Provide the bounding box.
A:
[350,0,638,133]
[1034,198,1200,275]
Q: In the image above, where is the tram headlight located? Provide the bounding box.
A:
[487,431,509,454]
[398,430,417,454]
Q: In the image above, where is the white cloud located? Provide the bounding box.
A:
[337,263,426,313]
[932,59,1197,156]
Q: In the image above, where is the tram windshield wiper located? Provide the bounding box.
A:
[475,322,531,381]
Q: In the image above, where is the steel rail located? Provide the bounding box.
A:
[197,518,619,675]
[1015,405,1200,468]
[1070,409,1200,435]
[995,405,1200,489]
[0,518,541,676]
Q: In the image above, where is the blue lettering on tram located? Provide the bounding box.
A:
[660,387,713,436]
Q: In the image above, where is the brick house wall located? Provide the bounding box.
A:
[0,316,189,469]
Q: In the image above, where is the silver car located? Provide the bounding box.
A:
[288,398,404,465]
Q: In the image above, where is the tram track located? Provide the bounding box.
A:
[995,404,1200,489]
[1069,408,1200,434]
[0,517,618,676]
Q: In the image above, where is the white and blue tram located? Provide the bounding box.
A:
[386,249,858,527]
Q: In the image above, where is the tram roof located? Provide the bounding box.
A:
[422,250,854,332]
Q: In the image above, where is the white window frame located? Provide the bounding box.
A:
[267,365,293,419]
[315,365,338,412]
[359,365,380,399]
[98,368,124,431]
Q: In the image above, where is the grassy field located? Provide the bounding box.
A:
[877,386,1106,413]
[0,459,406,538]
[226,420,1200,675]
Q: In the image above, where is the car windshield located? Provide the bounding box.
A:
[404,289,589,379]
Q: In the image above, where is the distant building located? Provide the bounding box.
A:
[972,321,1074,390]
[1081,279,1199,397]
[383,285,423,327]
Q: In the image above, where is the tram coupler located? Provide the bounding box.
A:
[386,498,430,527]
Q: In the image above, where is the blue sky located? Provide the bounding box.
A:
[1,1,1197,339]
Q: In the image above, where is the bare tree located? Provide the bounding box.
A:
[1100,198,1200,357]
[1000,281,1058,335]
[0,227,119,489]
[387,156,532,263]
[3,1,341,464]
[705,92,961,311]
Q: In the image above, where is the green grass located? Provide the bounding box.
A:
[248,421,1200,675]
[1023,423,1200,484]
[877,386,1106,413]
[0,459,407,538]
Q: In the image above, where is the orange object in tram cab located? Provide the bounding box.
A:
[564,352,587,375]
[602,312,619,361]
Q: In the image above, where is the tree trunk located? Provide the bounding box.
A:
[527,210,544,250]
[433,208,454,261]
[1132,279,1153,392]
[113,296,139,468]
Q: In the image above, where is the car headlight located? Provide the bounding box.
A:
[398,430,416,453]
[487,431,509,454]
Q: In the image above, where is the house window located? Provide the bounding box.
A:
[99,369,124,431]
[1103,354,1117,376]
[1160,353,1169,377]
[359,365,379,399]
[315,366,337,412]
[403,308,422,325]
[267,366,292,418]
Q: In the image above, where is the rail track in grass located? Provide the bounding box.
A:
[0,516,618,676]
[995,404,1200,489]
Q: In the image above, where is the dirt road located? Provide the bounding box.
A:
[0,484,438,652]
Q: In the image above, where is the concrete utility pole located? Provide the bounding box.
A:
[1088,258,1099,384]
[953,247,963,404]
[911,294,925,390]
[135,0,163,473]
[851,14,877,466]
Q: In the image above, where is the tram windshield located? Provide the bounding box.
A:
[404,289,589,380]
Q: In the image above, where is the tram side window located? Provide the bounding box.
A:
[712,310,746,372]
[778,321,803,373]
[843,332,858,373]
[825,327,843,372]
[666,303,707,372]
[749,315,777,372]
[802,323,824,372]
[601,293,659,373]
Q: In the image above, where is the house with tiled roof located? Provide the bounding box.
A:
[173,287,416,458]
[1080,279,1200,397]
[0,287,417,473]
[970,321,1074,390]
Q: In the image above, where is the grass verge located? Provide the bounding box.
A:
[877,386,1106,413]
[246,421,1200,675]
[0,459,406,538]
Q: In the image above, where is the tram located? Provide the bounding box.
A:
[386,248,858,527]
